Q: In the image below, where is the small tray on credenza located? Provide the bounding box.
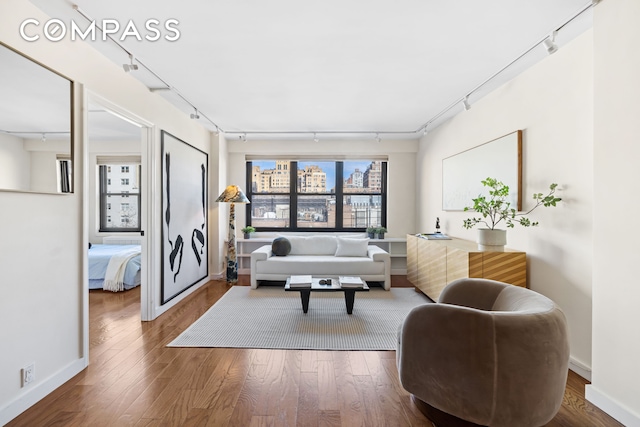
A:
[419,233,452,240]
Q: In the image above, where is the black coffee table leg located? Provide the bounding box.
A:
[300,290,311,313]
[344,290,356,314]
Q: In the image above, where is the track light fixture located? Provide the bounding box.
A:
[239,133,247,142]
[190,108,200,119]
[41,133,46,142]
[462,96,471,111]
[123,54,138,72]
[543,32,558,55]
[313,133,319,143]
[375,133,382,143]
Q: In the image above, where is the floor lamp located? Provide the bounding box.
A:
[215,185,250,284]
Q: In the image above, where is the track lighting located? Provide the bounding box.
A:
[41,133,46,142]
[462,96,471,111]
[375,133,382,143]
[543,32,558,55]
[123,54,138,72]
[190,108,200,119]
[313,133,319,143]
[239,133,247,142]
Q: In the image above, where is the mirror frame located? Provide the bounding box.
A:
[0,41,74,194]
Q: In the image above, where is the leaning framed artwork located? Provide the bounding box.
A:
[442,130,522,211]
[161,131,208,304]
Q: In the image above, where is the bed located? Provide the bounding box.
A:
[89,244,142,291]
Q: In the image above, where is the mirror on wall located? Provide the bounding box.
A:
[0,42,73,194]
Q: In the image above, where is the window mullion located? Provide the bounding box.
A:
[336,162,343,229]
[290,161,298,230]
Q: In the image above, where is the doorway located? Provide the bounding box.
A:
[84,92,155,335]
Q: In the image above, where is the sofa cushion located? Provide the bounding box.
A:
[335,237,369,257]
[287,235,338,255]
[256,255,385,275]
[272,237,291,256]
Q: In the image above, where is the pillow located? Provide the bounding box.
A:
[272,237,291,256]
[287,235,337,255]
[335,237,369,257]
[285,236,307,255]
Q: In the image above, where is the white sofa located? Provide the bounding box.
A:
[250,235,391,290]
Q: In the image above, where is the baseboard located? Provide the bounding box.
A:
[209,272,224,280]
[390,268,407,275]
[152,277,210,319]
[586,384,640,427]
[0,357,86,426]
[569,357,592,381]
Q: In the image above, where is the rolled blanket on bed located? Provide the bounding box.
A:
[104,247,141,292]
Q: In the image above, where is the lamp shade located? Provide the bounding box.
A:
[215,185,250,203]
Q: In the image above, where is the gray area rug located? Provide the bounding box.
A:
[168,286,431,350]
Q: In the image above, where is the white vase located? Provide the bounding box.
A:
[477,228,507,251]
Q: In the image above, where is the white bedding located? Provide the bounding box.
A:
[88,244,142,291]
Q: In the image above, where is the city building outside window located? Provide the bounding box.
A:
[99,163,142,232]
[246,160,386,231]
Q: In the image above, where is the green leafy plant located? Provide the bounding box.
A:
[375,227,388,234]
[366,226,377,234]
[462,177,561,230]
[241,226,256,234]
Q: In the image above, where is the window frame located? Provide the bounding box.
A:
[246,160,387,232]
[99,164,142,233]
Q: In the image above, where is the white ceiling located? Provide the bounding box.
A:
[27,0,593,140]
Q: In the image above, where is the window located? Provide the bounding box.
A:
[99,163,141,232]
[246,159,386,231]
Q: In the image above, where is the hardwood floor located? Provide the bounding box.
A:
[8,277,622,427]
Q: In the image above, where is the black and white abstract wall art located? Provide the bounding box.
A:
[161,131,208,304]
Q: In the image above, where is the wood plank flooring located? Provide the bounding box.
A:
[7,277,623,427]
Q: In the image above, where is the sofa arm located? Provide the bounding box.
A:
[367,244,388,260]
[367,245,391,290]
[397,303,496,423]
[250,245,273,289]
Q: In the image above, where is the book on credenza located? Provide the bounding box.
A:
[339,276,364,288]
[289,275,312,287]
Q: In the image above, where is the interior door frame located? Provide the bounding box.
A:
[82,90,156,361]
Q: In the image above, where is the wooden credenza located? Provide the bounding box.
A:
[406,234,527,301]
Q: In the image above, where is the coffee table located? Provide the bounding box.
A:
[285,277,369,314]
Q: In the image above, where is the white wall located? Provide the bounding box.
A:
[587,0,640,425]
[0,134,30,191]
[29,152,58,193]
[23,139,70,193]
[0,0,213,423]
[209,132,226,277]
[226,138,418,236]
[417,30,594,375]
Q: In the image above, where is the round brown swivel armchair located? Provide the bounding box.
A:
[397,278,570,427]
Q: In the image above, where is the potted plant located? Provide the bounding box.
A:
[375,226,388,239]
[463,177,561,249]
[241,226,256,239]
[366,226,377,239]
